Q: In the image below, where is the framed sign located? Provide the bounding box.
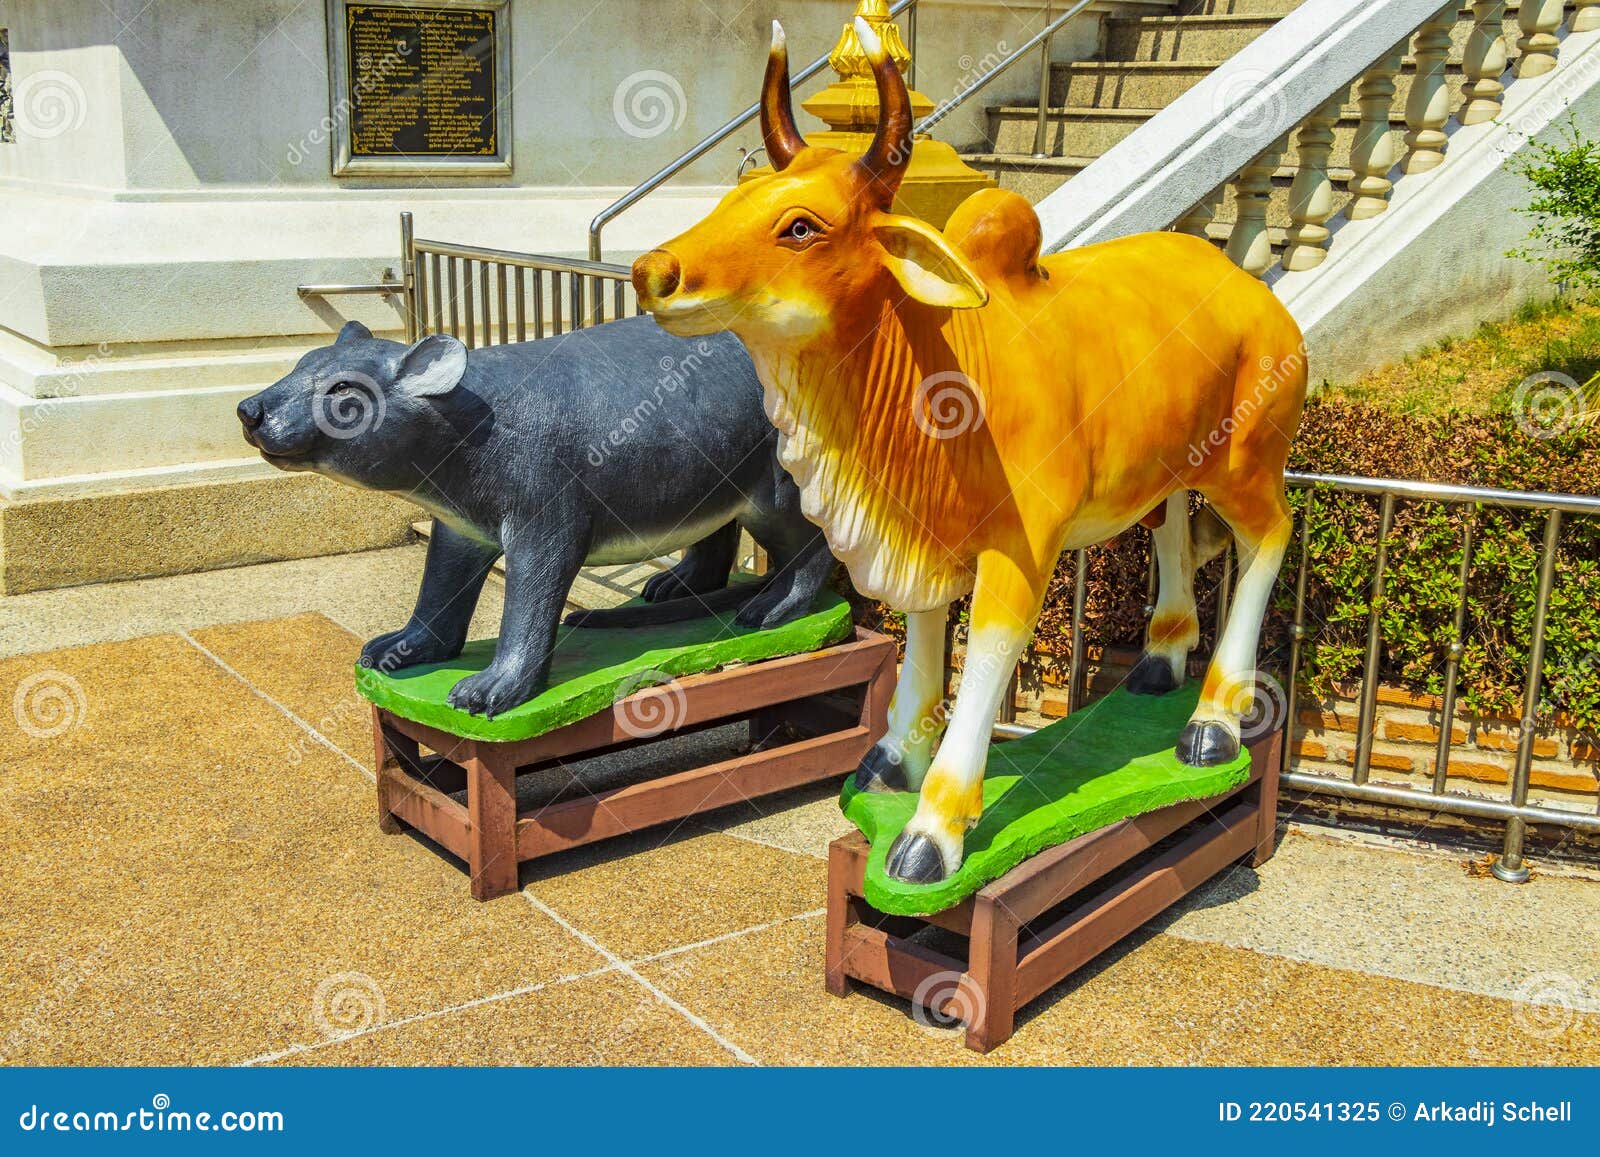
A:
[326,0,512,175]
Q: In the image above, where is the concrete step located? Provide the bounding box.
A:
[987,82,1474,164]
[1051,38,1488,112]
[1103,13,1285,61]
[987,105,1158,156]
[1050,60,1218,108]
[962,153,1360,233]
[1178,0,1303,14]
[961,153,1092,203]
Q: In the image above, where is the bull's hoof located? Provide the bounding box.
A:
[1176,720,1240,767]
[853,743,910,793]
[1126,653,1177,696]
[885,831,948,884]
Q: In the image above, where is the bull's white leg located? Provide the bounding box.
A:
[854,605,949,792]
[1131,495,1233,695]
[886,553,1043,883]
[1178,494,1292,766]
[1129,492,1199,694]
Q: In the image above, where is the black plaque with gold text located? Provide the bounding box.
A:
[346,4,497,158]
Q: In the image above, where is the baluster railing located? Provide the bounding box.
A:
[1175,185,1224,241]
[1225,137,1287,278]
[1282,96,1343,272]
[1347,47,1404,220]
[1461,2,1510,125]
[1401,7,1456,175]
[1515,0,1566,78]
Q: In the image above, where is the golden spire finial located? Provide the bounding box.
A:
[828,0,912,81]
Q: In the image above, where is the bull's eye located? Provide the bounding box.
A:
[777,215,824,249]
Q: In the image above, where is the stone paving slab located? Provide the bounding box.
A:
[264,971,733,1067]
[1158,828,1600,1013]
[0,632,603,1065]
[525,829,828,963]
[191,612,375,767]
[5,602,1600,1067]
[639,915,1600,1066]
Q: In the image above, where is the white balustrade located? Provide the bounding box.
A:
[1283,97,1344,271]
[1226,137,1288,278]
[1402,7,1456,175]
[1461,2,1509,126]
[1515,0,1566,77]
[1347,47,1404,220]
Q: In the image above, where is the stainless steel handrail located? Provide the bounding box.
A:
[588,0,924,260]
[296,275,403,298]
[415,238,629,278]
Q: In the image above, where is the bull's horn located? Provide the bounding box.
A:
[852,16,912,204]
[761,21,805,172]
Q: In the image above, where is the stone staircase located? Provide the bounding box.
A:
[963,1,1536,250]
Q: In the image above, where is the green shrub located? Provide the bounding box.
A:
[1511,122,1600,293]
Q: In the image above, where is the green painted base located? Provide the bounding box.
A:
[841,685,1251,916]
[354,587,854,742]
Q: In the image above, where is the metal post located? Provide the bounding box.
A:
[905,1,918,88]
[1282,494,1314,761]
[1213,544,1234,641]
[1352,492,1395,785]
[1068,548,1088,713]
[1493,509,1563,883]
[399,211,417,342]
[1432,516,1476,792]
[1031,1,1055,158]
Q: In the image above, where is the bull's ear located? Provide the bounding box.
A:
[336,320,374,345]
[395,334,467,397]
[874,216,988,310]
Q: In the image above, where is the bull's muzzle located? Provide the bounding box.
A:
[632,249,682,306]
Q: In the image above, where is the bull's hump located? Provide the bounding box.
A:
[943,189,1043,285]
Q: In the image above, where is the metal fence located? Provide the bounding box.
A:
[987,472,1600,882]
[299,215,1600,877]
[298,212,638,343]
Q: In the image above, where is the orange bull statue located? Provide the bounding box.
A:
[632,18,1308,884]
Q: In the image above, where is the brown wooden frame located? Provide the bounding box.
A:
[374,627,896,900]
[825,729,1282,1052]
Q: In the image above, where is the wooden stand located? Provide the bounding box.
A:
[374,627,896,900]
[825,730,1282,1053]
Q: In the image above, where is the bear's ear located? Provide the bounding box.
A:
[394,334,467,397]
[336,320,374,345]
